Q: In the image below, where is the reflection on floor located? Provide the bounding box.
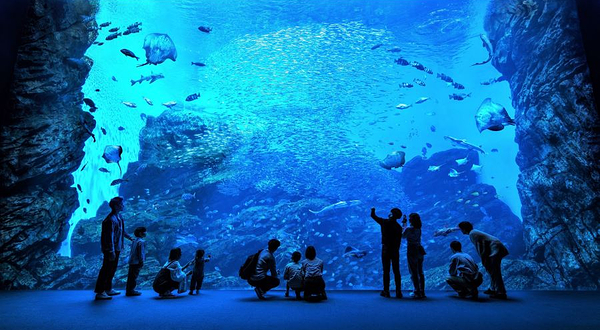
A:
[0,290,598,330]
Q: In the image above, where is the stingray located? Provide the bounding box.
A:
[102,145,123,174]
[343,246,368,259]
[379,151,406,170]
[475,98,515,132]
[138,33,177,67]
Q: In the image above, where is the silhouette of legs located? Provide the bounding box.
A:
[485,255,506,295]
[381,247,400,295]
[94,252,120,294]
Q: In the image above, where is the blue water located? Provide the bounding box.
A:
[60,0,520,263]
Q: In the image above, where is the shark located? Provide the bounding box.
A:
[309,200,362,215]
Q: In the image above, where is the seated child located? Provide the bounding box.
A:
[283,251,303,299]
[302,246,327,301]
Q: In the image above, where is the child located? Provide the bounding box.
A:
[402,213,426,298]
[283,251,303,299]
[126,227,146,296]
[189,249,211,295]
[302,246,327,301]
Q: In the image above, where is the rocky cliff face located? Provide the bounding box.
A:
[0,0,97,289]
[485,0,600,289]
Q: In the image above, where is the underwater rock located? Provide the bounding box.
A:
[0,0,98,289]
[485,0,600,289]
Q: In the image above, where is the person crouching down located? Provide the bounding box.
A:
[249,239,281,300]
[153,248,193,298]
[302,246,327,302]
[284,251,304,300]
[126,227,147,296]
[446,241,483,300]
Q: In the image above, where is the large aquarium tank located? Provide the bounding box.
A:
[1,0,598,290]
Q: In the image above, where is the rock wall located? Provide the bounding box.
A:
[485,0,600,289]
[0,0,97,289]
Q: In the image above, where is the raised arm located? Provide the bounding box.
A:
[370,208,384,225]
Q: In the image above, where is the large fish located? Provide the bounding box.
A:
[444,136,486,154]
[309,200,362,214]
[380,151,406,169]
[138,33,177,67]
[475,98,515,132]
[102,145,123,174]
[343,246,368,258]
[472,34,493,66]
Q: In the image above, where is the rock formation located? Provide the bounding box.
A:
[0,0,98,289]
[485,0,600,288]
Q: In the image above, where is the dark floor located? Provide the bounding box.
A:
[0,290,598,330]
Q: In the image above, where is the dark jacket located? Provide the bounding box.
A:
[371,210,402,250]
[100,213,131,254]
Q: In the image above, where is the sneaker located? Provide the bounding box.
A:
[491,293,507,300]
[195,290,199,295]
[106,289,121,296]
[420,291,426,299]
[160,292,176,299]
[380,290,391,298]
[126,290,141,296]
[483,289,496,295]
[188,291,194,295]
[95,292,112,300]
[254,287,266,300]
[395,290,403,299]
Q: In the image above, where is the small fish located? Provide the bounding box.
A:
[127,22,142,29]
[395,103,412,110]
[491,148,499,153]
[97,42,104,46]
[421,147,427,156]
[130,73,164,85]
[437,73,453,83]
[448,168,462,178]
[81,162,88,171]
[413,78,426,87]
[449,93,471,101]
[106,32,121,41]
[112,76,118,82]
[122,101,137,108]
[400,145,407,149]
[425,112,436,116]
[388,142,394,145]
[99,167,110,173]
[162,101,177,108]
[198,26,212,33]
[99,22,111,28]
[182,192,197,201]
[470,164,483,173]
[140,113,147,121]
[101,127,107,135]
[83,208,87,213]
[109,27,119,33]
[120,49,139,60]
[430,125,436,132]
[86,199,90,204]
[110,179,129,186]
[471,192,480,196]
[143,97,153,106]
[118,126,125,131]
[428,165,442,171]
[426,143,432,148]
[371,43,383,50]
[415,97,430,104]
[83,98,97,109]
[95,89,100,92]
[185,93,200,102]
[424,67,433,75]
[452,82,465,89]
[387,47,401,53]
[394,58,409,66]
[455,157,468,166]
[191,62,206,67]
[410,61,425,71]
[77,184,82,192]
[399,83,414,88]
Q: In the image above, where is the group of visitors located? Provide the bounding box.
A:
[94,197,509,301]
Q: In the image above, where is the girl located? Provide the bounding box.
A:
[402,213,426,298]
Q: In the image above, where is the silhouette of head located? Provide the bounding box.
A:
[109,196,124,212]
[169,247,182,261]
[305,246,317,260]
[458,221,473,234]
[196,249,205,259]
[450,241,462,252]
[268,239,281,252]
[134,227,147,238]
[292,251,301,263]
[389,208,402,220]
[409,213,422,229]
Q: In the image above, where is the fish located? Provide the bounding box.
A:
[86,199,90,204]
[455,157,468,166]
[413,78,426,86]
[437,73,453,83]
[102,145,123,174]
[191,62,206,67]
[118,126,125,131]
[176,234,199,246]
[343,246,368,258]
[112,76,117,82]
[82,120,96,143]
[185,93,200,102]
[97,42,104,46]
[99,22,111,28]
[99,167,110,173]
[77,184,82,192]
[410,61,425,71]
[110,179,129,186]
[430,125,436,132]
[387,47,401,53]
[182,193,197,201]
[106,32,121,41]
[81,162,88,171]
[83,208,87,213]
[138,33,177,67]
[143,97,153,106]
[198,26,212,33]
[380,151,405,169]
[162,101,177,108]
[120,49,139,61]
[371,43,383,50]
[395,103,412,110]
[444,136,486,154]
[394,58,409,66]
[471,192,480,196]
[448,168,462,178]
[424,67,433,74]
[309,200,362,214]
[101,127,107,135]
[452,82,465,89]
[140,113,147,121]
[127,22,142,30]
[122,101,137,108]
[472,34,493,66]
[491,148,499,153]
[130,73,164,85]
[480,76,506,86]
[416,97,430,104]
[399,83,414,88]
[470,164,483,173]
[449,93,471,101]
[400,145,407,149]
[83,98,97,110]
[109,27,119,33]
[428,165,442,171]
[426,143,432,148]
[475,98,515,132]
[421,147,427,156]
[425,111,436,116]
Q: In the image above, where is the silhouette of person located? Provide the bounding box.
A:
[446,241,482,299]
[302,246,327,301]
[284,251,303,299]
[458,221,509,299]
[94,196,133,300]
[248,239,281,300]
[126,226,146,296]
[371,207,403,298]
[154,247,193,298]
[402,213,426,298]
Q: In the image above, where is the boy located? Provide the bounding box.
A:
[125,227,146,296]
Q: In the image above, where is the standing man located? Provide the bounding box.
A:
[446,241,482,299]
[94,196,133,300]
[458,221,509,299]
[248,239,281,300]
[371,207,403,298]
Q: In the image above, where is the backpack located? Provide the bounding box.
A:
[239,249,262,280]
[153,261,175,293]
